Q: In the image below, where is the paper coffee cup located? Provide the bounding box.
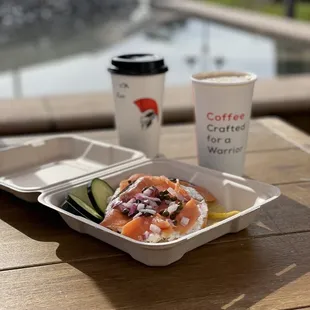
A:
[108,54,168,158]
[191,71,257,176]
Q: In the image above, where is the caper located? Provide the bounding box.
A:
[173,220,178,226]
[159,193,169,201]
[170,212,177,220]
[163,210,169,217]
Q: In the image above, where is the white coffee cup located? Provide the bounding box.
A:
[108,54,168,158]
[191,71,257,176]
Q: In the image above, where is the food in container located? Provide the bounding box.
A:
[61,173,241,243]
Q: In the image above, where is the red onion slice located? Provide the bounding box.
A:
[141,209,156,215]
[150,224,161,234]
[143,188,153,196]
[123,201,134,208]
[167,202,179,214]
[147,200,158,208]
[180,216,190,226]
[142,186,160,197]
[111,199,122,208]
[167,219,176,227]
[133,211,142,219]
[135,193,160,202]
[143,231,150,240]
[137,203,145,211]
[128,204,138,216]
[167,187,184,201]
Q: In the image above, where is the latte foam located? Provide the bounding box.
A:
[202,75,253,84]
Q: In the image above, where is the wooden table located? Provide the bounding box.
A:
[1,117,310,310]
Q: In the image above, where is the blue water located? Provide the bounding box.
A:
[0,17,292,99]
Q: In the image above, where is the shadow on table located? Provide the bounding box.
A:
[0,190,124,264]
[1,191,310,310]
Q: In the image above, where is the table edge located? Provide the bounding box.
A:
[257,117,310,154]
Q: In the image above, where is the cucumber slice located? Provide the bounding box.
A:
[60,200,81,216]
[67,194,103,224]
[87,178,114,215]
[69,185,93,207]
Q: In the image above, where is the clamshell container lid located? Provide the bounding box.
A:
[0,135,146,201]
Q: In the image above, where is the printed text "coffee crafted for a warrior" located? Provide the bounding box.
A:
[206,112,246,155]
[206,112,245,132]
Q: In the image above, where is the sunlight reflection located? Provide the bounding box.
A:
[250,272,310,309]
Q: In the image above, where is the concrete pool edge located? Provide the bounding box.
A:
[152,0,310,47]
[1,73,310,136]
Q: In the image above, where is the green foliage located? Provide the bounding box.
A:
[202,0,310,21]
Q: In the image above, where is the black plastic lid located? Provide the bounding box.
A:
[108,53,168,76]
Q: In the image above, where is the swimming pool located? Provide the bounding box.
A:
[0,14,309,99]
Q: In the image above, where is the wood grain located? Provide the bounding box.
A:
[259,117,310,154]
[278,182,310,208]
[0,192,123,271]
[181,148,310,185]
[1,233,310,310]
[75,121,295,160]
[1,179,310,272]
[245,148,310,185]
[0,121,294,158]
[0,117,310,310]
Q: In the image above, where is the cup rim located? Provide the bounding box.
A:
[191,71,257,86]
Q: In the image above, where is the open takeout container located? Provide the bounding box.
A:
[0,135,281,266]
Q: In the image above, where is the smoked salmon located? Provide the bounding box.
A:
[100,174,212,242]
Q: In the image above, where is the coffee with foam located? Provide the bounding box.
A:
[202,74,253,84]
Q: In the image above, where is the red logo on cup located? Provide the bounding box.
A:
[134,98,159,129]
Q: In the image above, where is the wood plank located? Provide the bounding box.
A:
[278,182,310,208]
[259,117,310,154]
[0,120,294,157]
[0,191,123,271]
[0,119,308,269]
[66,121,295,158]
[80,118,308,157]
[1,179,310,271]
[180,148,310,185]
[245,149,310,185]
[1,117,309,309]
[1,233,310,310]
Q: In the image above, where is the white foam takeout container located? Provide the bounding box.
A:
[0,135,281,266]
